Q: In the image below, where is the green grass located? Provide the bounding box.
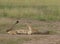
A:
[0,5,60,21]
[0,0,60,21]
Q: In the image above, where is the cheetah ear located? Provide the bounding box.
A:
[15,20,19,24]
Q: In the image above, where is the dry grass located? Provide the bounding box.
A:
[0,0,60,5]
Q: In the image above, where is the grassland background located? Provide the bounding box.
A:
[0,0,60,21]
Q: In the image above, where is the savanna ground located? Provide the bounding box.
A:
[0,0,60,44]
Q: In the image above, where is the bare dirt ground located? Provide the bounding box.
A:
[0,34,60,44]
[23,35,60,44]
